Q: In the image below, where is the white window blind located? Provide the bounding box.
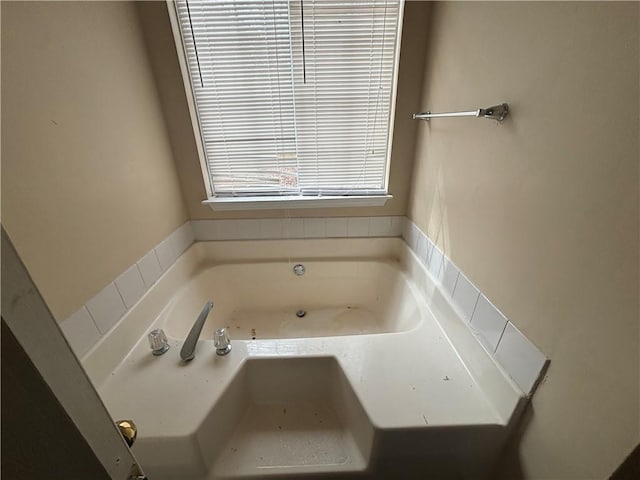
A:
[174,0,402,198]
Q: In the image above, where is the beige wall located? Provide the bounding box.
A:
[408,2,639,478]
[137,1,430,219]
[3,2,637,475]
[1,1,188,321]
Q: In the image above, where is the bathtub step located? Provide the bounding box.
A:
[195,357,373,479]
[212,402,366,477]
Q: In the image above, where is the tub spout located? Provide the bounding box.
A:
[180,301,214,361]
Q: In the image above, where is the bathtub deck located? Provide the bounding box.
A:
[100,322,508,479]
[99,314,503,436]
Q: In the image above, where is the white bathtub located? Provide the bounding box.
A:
[86,238,525,480]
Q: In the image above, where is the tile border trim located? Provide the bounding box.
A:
[60,222,195,358]
[401,217,549,395]
[191,216,405,241]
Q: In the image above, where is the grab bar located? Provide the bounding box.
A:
[180,300,214,361]
[413,103,509,123]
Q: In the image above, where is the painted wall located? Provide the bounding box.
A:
[407,2,639,478]
[137,1,430,219]
[1,1,188,321]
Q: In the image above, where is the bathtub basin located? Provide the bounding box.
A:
[161,260,420,341]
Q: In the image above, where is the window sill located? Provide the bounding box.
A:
[202,195,392,211]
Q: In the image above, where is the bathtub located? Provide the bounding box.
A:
[85,238,525,480]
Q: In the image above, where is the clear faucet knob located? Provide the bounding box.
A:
[214,327,231,356]
[148,328,170,356]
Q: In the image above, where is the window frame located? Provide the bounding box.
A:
[166,0,404,210]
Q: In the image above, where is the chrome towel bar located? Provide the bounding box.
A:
[413,103,509,123]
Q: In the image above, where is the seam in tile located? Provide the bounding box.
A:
[450,271,461,297]
[153,248,164,272]
[113,280,128,307]
[494,321,510,354]
[83,304,101,333]
[469,292,481,323]
[134,264,146,287]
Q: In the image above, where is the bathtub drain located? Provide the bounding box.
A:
[296,310,306,318]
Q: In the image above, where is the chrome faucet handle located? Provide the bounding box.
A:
[148,329,170,356]
[214,327,231,356]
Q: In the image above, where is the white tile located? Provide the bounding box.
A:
[234,219,260,239]
[282,218,304,238]
[471,295,509,352]
[440,258,459,297]
[404,221,419,250]
[451,273,480,322]
[86,283,126,334]
[137,250,162,288]
[347,217,370,237]
[325,217,348,237]
[413,223,422,250]
[390,216,404,236]
[426,234,436,250]
[427,245,444,279]
[155,235,179,271]
[258,219,283,239]
[60,307,101,358]
[115,264,147,309]
[173,222,194,254]
[215,220,239,240]
[303,218,326,238]
[424,236,434,266]
[192,220,217,240]
[495,322,548,394]
[154,224,193,272]
[415,232,428,265]
[401,217,411,242]
[369,216,393,236]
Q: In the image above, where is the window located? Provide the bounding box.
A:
[171,0,403,209]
